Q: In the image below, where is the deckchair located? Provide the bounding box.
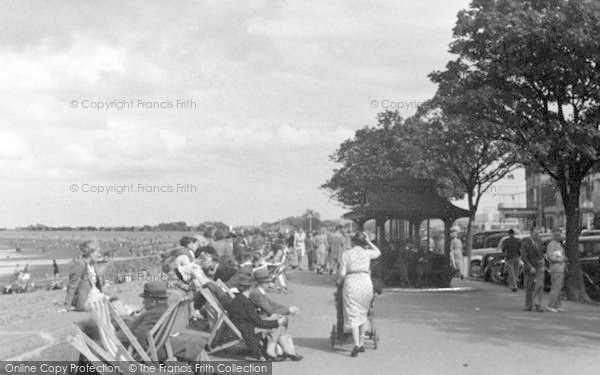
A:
[197,287,243,353]
[86,296,151,363]
[146,295,210,362]
[68,330,140,375]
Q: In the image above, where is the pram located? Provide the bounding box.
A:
[329,283,379,349]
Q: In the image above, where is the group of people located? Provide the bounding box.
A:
[502,226,566,313]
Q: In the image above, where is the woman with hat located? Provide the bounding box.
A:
[228,273,287,361]
[336,232,381,357]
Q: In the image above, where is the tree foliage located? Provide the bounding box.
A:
[432,0,600,300]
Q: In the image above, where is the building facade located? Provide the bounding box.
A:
[522,165,600,230]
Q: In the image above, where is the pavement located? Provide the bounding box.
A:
[269,270,600,375]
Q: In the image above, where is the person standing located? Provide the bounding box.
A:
[449,232,464,279]
[53,259,60,279]
[313,229,329,274]
[546,229,566,313]
[502,229,521,292]
[337,232,381,357]
[329,226,345,274]
[294,228,306,270]
[304,232,315,271]
[521,226,545,312]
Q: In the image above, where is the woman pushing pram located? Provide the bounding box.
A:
[331,232,381,357]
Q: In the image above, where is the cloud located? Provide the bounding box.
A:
[0,0,473,226]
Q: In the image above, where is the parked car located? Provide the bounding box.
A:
[578,235,600,299]
[469,231,517,278]
[481,234,600,298]
[481,233,555,289]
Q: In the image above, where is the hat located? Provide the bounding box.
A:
[252,265,270,283]
[508,229,515,235]
[225,232,237,239]
[237,273,254,288]
[140,281,169,299]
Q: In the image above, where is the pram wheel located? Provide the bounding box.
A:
[330,324,336,348]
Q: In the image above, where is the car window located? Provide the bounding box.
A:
[579,241,600,257]
[472,235,485,249]
[486,236,503,248]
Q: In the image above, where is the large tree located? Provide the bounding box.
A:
[407,104,517,274]
[432,0,600,300]
[322,111,418,207]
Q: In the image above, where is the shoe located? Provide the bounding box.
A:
[358,346,365,353]
[264,353,284,362]
[512,288,518,292]
[546,306,558,313]
[534,305,544,313]
[556,308,566,312]
[282,353,303,361]
[350,346,360,357]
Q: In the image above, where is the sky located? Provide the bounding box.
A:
[0,0,508,228]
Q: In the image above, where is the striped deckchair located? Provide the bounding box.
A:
[198,287,243,353]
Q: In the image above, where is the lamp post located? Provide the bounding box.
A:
[309,214,312,232]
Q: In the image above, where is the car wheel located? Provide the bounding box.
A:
[470,261,481,279]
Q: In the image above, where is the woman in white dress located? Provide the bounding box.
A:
[336,232,381,357]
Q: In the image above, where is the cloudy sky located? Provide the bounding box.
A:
[0,0,486,228]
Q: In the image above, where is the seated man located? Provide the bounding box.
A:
[249,266,302,361]
[228,274,286,361]
[117,281,207,361]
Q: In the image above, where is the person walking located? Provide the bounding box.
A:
[336,232,381,357]
[313,229,329,274]
[521,226,545,312]
[449,232,464,279]
[546,228,566,313]
[502,229,522,292]
[329,226,345,274]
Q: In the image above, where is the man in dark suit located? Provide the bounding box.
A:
[502,229,522,292]
[521,226,545,312]
[228,274,285,361]
[62,240,103,312]
[119,281,206,361]
[249,266,302,361]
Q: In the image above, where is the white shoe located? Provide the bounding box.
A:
[546,306,558,313]
[556,307,566,312]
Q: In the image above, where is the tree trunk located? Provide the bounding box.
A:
[464,212,475,276]
[562,179,591,302]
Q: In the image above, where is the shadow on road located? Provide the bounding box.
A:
[383,285,600,350]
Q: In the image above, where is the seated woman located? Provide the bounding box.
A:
[228,274,286,361]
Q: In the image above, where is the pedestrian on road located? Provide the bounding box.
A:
[545,228,566,313]
[502,229,521,292]
[337,232,381,357]
[521,226,545,312]
[314,229,329,274]
[449,231,464,279]
[329,225,346,274]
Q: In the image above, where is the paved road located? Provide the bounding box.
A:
[268,270,600,375]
